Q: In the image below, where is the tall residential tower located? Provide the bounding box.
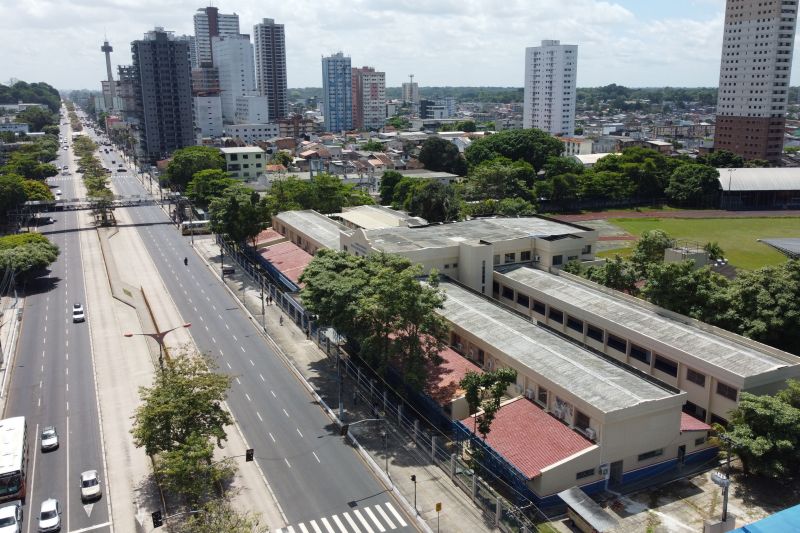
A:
[714,0,797,162]
[523,40,577,136]
[352,66,386,130]
[193,6,240,67]
[253,18,288,121]
[211,34,257,123]
[321,52,353,133]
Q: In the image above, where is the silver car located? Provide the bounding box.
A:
[40,426,58,451]
[79,470,101,502]
[37,499,60,532]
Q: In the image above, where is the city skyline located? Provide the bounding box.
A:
[5,0,800,91]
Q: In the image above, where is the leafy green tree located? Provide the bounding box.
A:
[465,157,535,201]
[14,106,57,132]
[406,180,460,223]
[131,352,233,457]
[2,152,58,180]
[209,184,265,246]
[386,116,410,130]
[186,169,237,209]
[177,498,268,533]
[543,156,584,179]
[580,170,636,201]
[721,380,800,479]
[22,179,54,202]
[419,137,467,175]
[42,125,60,136]
[155,432,234,504]
[300,251,448,390]
[665,164,720,206]
[704,241,725,261]
[164,146,226,190]
[270,150,293,168]
[0,81,61,112]
[585,255,639,294]
[360,139,384,151]
[744,159,771,168]
[495,197,537,216]
[630,229,674,275]
[642,262,731,322]
[460,368,518,439]
[379,170,404,205]
[464,128,563,171]
[0,173,27,218]
[0,233,60,278]
[539,172,581,210]
[698,150,744,168]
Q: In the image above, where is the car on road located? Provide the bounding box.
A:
[40,426,58,451]
[116,168,127,173]
[79,470,102,502]
[0,501,23,533]
[61,165,68,171]
[72,303,85,323]
[54,190,61,196]
[37,499,60,532]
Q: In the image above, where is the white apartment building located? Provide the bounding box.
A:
[352,66,386,130]
[220,146,266,180]
[235,95,270,124]
[562,136,593,156]
[193,95,223,138]
[401,81,419,106]
[212,34,257,123]
[714,0,798,162]
[193,6,239,67]
[253,18,288,121]
[523,40,578,136]
[223,123,280,144]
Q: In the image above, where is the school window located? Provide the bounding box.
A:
[493,254,500,265]
[567,316,583,333]
[686,368,706,387]
[552,254,563,266]
[548,307,563,323]
[586,324,603,342]
[493,281,499,293]
[637,448,664,462]
[695,436,707,446]
[532,299,546,315]
[537,386,548,406]
[502,286,514,300]
[654,355,678,377]
[607,334,627,353]
[629,344,651,365]
[576,468,595,480]
[717,382,738,402]
[505,252,516,263]
[516,293,530,308]
[574,410,590,431]
[521,251,531,261]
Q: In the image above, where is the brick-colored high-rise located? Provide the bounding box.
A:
[714,0,798,162]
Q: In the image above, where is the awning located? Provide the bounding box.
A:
[558,487,618,532]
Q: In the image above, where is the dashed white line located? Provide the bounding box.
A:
[259,374,265,382]
[211,337,216,343]
[242,347,247,354]
[232,334,237,341]
[236,377,242,385]
[313,451,321,463]
[245,393,251,402]
[284,458,291,468]
[256,412,263,421]
[283,408,289,418]
[271,390,277,398]
[269,432,276,443]
[226,362,232,369]
[296,427,303,438]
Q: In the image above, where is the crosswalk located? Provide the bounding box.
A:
[275,501,409,533]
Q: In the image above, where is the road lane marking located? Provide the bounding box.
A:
[269,432,276,443]
[342,512,360,533]
[385,503,407,527]
[205,325,209,331]
[283,408,290,417]
[320,518,334,532]
[243,347,248,354]
[236,377,241,385]
[364,508,385,532]
[27,423,40,533]
[225,323,230,330]
[284,458,291,468]
[296,428,303,438]
[313,451,321,463]
[353,510,373,533]
[375,505,395,529]
[232,334,237,341]
[226,362,232,369]
[38,397,41,407]
[69,522,112,533]
[332,515,348,533]
[309,521,323,533]
[256,412,263,421]
[271,390,277,398]
[212,337,216,343]
[260,374,265,382]
[245,393,251,402]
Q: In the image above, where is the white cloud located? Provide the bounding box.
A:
[0,0,794,91]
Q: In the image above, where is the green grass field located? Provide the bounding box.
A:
[599,217,800,270]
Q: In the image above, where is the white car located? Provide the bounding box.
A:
[40,426,58,451]
[79,470,101,502]
[54,190,61,196]
[0,502,22,533]
[37,499,60,532]
[72,303,85,323]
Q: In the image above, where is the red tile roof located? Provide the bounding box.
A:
[461,397,594,479]
[255,228,284,246]
[425,346,483,405]
[680,412,711,432]
[258,241,313,286]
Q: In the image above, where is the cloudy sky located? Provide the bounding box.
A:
[1,0,795,91]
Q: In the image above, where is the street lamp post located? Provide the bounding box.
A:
[725,168,736,210]
[124,323,191,370]
[411,474,417,514]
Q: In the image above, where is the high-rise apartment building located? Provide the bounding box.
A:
[402,81,419,106]
[193,6,240,67]
[253,18,288,121]
[212,34,258,123]
[351,66,386,130]
[321,52,353,132]
[131,28,194,163]
[523,40,578,136]
[714,0,797,162]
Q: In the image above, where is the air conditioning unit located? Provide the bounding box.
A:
[584,427,597,441]
[599,464,609,476]
[525,389,535,400]
[514,384,523,395]
[533,255,541,262]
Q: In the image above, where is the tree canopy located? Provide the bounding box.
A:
[164,146,226,190]
[460,368,518,439]
[418,136,467,175]
[0,81,61,112]
[186,169,238,209]
[464,128,563,171]
[0,233,59,278]
[665,164,720,207]
[209,184,266,246]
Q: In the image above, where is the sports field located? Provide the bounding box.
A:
[599,217,800,270]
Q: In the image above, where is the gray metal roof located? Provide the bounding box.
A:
[558,487,618,532]
[501,267,797,379]
[760,238,800,259]
[366,217,588,254]
[716,167,800,192]
[436,280,678,414]
[275,210,350,250]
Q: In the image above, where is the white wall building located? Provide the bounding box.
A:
[523,40,578,136]
[223,123,280,144]
[212,34,257,123]
[235,95,270,124]
[193,95,223,138]
[220,146,266,180]
[401,81,419,106]
[352,66,386,130]
[193,6,239,67]
[253,18,288,121]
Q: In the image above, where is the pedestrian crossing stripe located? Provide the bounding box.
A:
[275,501,408,533]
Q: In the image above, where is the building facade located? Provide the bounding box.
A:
[253,18,288,121]
[212,34,257,123]
[401,81,419,107]
[220,146,266,180]
[235,95,270,124]
[131,28,195,163]
[192,6,239,67]
[224,123,280,144]
[351,66,386,130]
[714,0,797,162]
[523,40,578,136]
[194,95,223,139]
[321,52,353,133]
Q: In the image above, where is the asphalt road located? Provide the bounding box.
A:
[3,115,112,533]
[90,133,416,531]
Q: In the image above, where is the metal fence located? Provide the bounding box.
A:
[215,235,546,532]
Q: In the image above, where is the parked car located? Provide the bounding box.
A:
[79,470,102,502]
[72,303,85,323]
[37,499,60,532]
[0,501,22,533]
[40,426,58,451]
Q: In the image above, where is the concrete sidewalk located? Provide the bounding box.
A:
[0,295,23,415]
[192,237,496,533]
